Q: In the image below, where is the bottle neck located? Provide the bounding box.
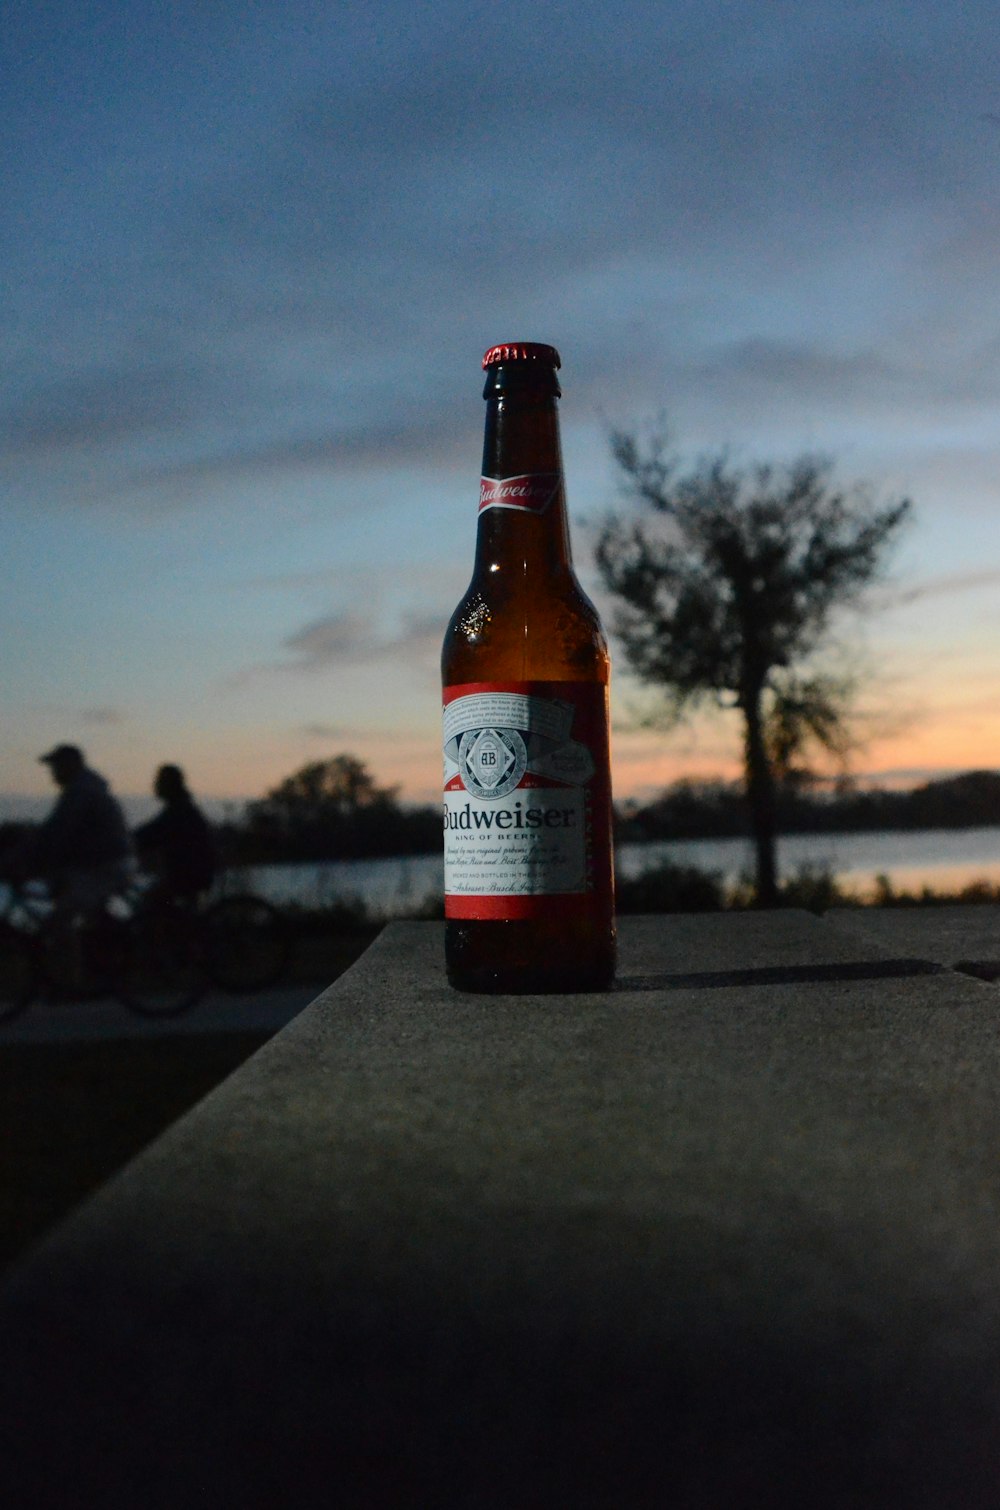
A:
[475,388,573,576]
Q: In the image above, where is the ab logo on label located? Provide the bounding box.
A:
[458,726,527,800]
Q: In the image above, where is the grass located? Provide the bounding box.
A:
[617,861,1000,915]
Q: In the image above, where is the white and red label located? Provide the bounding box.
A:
[478,473,560,515]
[443,680,612,920]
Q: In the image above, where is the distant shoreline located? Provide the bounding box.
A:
[4,766,999,851]
[0,794,240,826]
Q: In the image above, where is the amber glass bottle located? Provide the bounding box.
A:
[441,342,616,993]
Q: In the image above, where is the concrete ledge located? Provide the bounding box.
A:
[828,902,1000,981]
[2,912,1000,1506]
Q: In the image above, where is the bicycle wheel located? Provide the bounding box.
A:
[116,908,206,1018]
[202,894,291,993]
[0,923,36,1022]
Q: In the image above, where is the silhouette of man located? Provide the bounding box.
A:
[133,764,217,903]
[21,744,133,917]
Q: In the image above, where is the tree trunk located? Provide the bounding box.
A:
[742,685,780,907]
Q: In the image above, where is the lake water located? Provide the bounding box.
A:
[232,826,1000,919]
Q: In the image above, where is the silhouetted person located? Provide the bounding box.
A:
[134,764,217,903]
[7,744,132,917]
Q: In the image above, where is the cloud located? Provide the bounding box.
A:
[694,339,907,398]
[81,706,126,726]
[243,563,462,601]
[677,334,1000,437]
[7,0,1000,520]
[282,614,374,670]
[23,704,127,729]
[121,416,462,500]
[2,363,472,509]
[2,362,215,456]
[273,609,442,675]
[189,3,998,326]
[892,567,1000,605]
[299,723,354,740]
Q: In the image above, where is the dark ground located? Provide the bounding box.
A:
[1,1033,269,1270]
[1,926,380,1271]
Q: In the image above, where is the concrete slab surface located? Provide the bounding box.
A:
[1,912,999,1507]
[827,903,1000,978]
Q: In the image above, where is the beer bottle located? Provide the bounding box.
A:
[441,342,616,992]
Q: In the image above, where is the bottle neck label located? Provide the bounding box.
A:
[442,680,613,920]
[479,473,560,515]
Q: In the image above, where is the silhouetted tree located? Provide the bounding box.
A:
[765,672,856,789]
[261,756,396,821]
[232,755,442,861]
[243,755,400,859]
[596,434,910,904]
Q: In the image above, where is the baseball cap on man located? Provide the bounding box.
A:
[39,744,84,768]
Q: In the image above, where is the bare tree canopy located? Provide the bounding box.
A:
[256,756,399,821]
[241,755,403,859]
[596,432,911,904]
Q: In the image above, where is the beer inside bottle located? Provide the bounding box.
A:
[441,342,616,992]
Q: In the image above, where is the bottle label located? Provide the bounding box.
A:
[442,680,612,919]
[479,473,560,515]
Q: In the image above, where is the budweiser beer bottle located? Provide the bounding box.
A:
[441,342,616,992]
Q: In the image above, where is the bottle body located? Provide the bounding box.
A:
[441,344,616,993]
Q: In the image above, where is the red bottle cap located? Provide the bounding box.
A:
[482,343,561,371]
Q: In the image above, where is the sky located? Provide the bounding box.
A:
[3,0,1000,817]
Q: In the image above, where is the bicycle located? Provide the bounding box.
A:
[197,888,292,995]
[0,877,293,1025]
[0,877,205,1023]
